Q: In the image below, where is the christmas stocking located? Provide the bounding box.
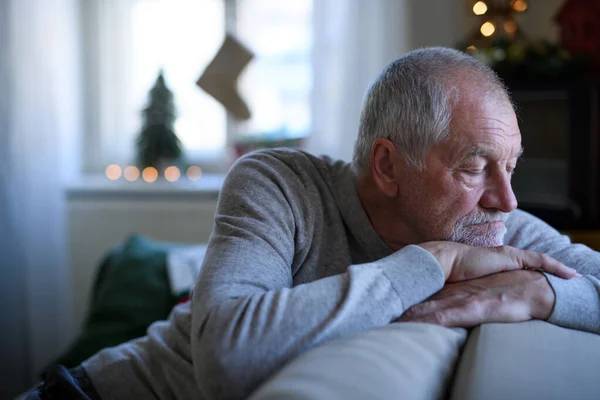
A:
[197,34,254,121]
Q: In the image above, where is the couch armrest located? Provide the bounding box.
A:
[450,321,600,400]
[249,323,466,400]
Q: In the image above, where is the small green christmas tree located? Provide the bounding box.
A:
[136,70,183,171]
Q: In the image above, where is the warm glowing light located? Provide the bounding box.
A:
[511,0,527,12]
[105,164,122,180]
[504,21,517,34]
[186,165,202,181]
[124,166,140,182]
[142,167,158,183]
[164,166,181,182]
[466,45,477,52]
[480,21,495,37]
[473,1,488,15]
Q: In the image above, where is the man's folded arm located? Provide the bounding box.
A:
[190,153,444,399]
[506,210,600,333]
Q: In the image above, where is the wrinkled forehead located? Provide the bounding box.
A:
[441,95,521,163]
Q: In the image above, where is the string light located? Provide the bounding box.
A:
[186,165,202,181]
[124,166,140,182]
[480,21,496,37]
[105,164,122,180]
[142,167,158,183]
[511,0,527,12]
[164,166,181,182]
[504,20,517,34]
[466,45,477,52]
[473,1,488,15]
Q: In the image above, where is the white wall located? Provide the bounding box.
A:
[409,0,470,49]
[516,0,564,41]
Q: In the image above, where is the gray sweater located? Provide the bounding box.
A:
[83,149,600,400]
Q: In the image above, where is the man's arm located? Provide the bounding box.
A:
[190,152,445,399]
[505,210,600,332]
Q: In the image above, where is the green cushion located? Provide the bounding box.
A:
[53,234,184,369]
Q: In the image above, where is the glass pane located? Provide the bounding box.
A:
[128,0,226,157]
[235,0,313,141]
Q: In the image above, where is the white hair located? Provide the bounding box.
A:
[352,47,510,175]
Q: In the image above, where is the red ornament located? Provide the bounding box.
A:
[555,0,600,69]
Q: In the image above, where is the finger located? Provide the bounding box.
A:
[434,302,485,328]
[399,301,439,321]
[399,295,463,322]
[517,249,580,279]
[404,308,481,328]
[450,245,527,281]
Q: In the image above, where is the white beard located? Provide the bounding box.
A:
[448,211,510,247]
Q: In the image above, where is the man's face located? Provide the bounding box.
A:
[395,95,521,247]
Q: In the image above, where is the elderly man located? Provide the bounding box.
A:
[30,47,599,400]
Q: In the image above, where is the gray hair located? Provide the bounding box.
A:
[352,47,510,175]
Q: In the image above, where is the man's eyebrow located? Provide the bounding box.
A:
[515,146,524,159]
[466,147,489,158]
[463,146,524,160]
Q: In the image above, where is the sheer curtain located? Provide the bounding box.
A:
[0,0,81,396]
[308,0,411,162]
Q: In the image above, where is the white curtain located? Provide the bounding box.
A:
[0,0,81,396]
[307,0,412,162]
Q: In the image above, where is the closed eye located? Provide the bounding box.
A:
[464,169,484,176]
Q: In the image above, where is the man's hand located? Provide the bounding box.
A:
[418,242,580,282]
[397,270,557,327]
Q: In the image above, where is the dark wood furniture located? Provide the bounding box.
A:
[506,78,600,230]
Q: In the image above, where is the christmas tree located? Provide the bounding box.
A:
[136,70,183,171]
[463,0,528,51]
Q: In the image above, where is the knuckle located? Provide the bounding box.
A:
[433,310,446,325]
[466,300,482,314]
[403,307,416,318]
[469,298,487,316]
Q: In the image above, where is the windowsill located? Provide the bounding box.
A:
[66,173,225,200]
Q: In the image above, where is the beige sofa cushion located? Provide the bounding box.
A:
[250,322,467,400]
[450,321,600,400]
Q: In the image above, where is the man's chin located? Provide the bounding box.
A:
[450,224,507,247]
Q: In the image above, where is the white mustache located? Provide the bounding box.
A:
[459,211,509,226]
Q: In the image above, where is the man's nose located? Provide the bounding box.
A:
[479,170,518,213]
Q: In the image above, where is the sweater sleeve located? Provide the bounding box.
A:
[505,210,600,334]
[191,152,444,400]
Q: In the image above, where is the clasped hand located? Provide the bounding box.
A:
[398,243,582,327]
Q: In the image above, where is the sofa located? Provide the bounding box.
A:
[55,234,600,399]
[250,320,600,400]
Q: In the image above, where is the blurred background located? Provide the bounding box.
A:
[1,0,599,397]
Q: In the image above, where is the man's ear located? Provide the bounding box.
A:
[370,138,400,197]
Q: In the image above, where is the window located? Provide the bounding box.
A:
[83,0,312,174]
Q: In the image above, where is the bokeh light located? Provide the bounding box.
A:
[466,45,477,52]
[142,167,159,183]
[105,164,122,180]
[473,1,488,15]
[511,0,527,12]
[504,21,517,34]
[164,166,181,182]
[480,21,495,37]
[124,166,140,182]
[186,165,203,181]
